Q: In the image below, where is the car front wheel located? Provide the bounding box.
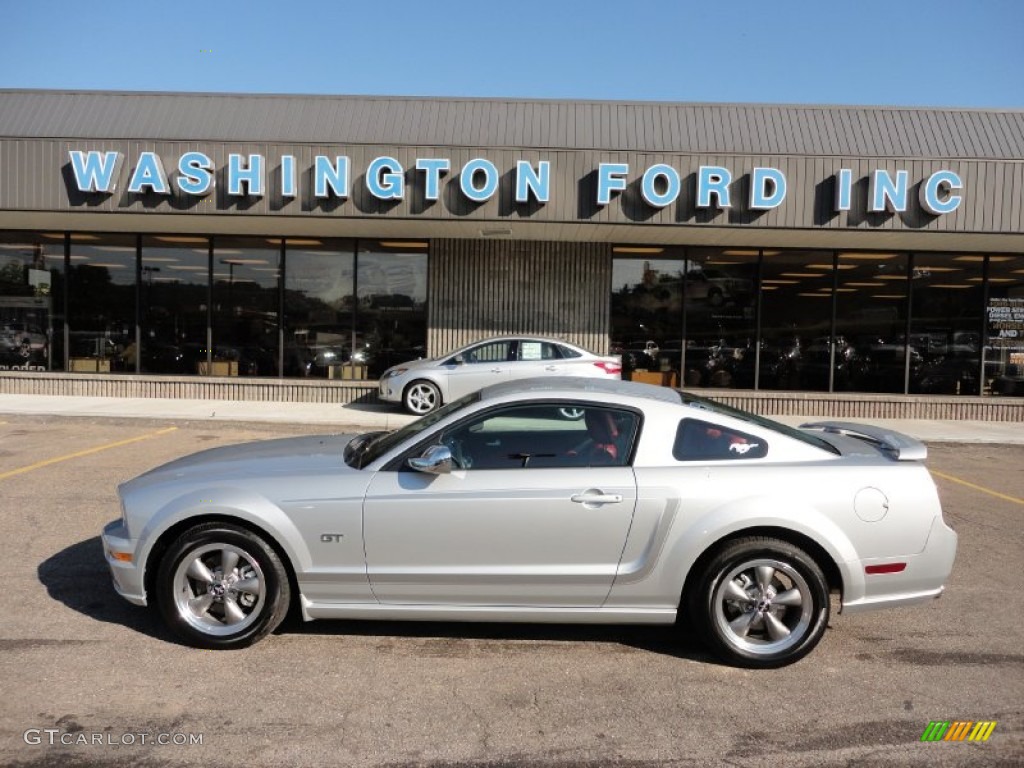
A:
[689,537,829,668]
[404,380,441,414]
[156,523,290,649]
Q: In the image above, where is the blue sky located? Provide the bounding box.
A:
[3,0,1022,107]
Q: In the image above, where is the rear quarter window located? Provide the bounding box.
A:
[673,418,768,461]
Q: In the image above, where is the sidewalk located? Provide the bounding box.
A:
[0,393,1020,444]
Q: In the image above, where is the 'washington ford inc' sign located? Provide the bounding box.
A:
[67,150,965,218]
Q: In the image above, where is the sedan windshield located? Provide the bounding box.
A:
[345,391,482,469]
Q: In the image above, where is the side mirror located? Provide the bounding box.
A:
[453,354,465,365]
[407,444,453,475]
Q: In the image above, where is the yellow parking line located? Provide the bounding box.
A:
[0,426,178,481]
[932,469,1024,506]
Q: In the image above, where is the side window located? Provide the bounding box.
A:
[556,344,582,359]
[673,418,768,461]
[519,341,559,361]
[440,404,639,470]
[464,341,511,364]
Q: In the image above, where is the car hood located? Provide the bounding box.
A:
[125,434,361,490]
[387,356,441,374]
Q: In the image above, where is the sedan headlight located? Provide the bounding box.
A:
[384,368,408,379]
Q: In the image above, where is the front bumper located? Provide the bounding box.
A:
[378,377,402,403]
[101,519,147,606]
[841,514,958,614]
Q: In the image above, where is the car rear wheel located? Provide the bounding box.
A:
[404,380,441,415]
[156,523,290,649]
[689,537,829,668]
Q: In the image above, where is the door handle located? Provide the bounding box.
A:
[571,492,623,504]
[490,367,502,373]
[545,365,557,371]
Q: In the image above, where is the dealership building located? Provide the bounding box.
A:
[0,89,1021,419]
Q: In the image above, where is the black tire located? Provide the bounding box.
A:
[403,379,441,415]
[155,523,291,649]
[687,536,829,668]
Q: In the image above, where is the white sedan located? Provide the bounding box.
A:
[102,377,956,667]
[378,336,623,414]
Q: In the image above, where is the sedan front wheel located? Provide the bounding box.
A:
[156,523,290,649]
[689,537,829,668]
[404,380,441,415]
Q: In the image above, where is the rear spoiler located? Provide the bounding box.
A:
[799,421,927,461]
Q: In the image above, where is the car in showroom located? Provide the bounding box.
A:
[377,336,622,414]
[102,377,957,668]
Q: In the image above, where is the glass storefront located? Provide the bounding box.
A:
[612,247,1020,396]
[2,229,1019,397]
[3,232,430,381]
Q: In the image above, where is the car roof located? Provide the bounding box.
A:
[444,336,594,356]
[480,376,683,405]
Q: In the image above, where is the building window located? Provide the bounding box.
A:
[212,237,280,376]
[283,239,355,378]
[0,231,64,371]
[683,248,758,389]
[985,254,1024,396]
[141,236,210,375]
[758,250,834,391]
[610,248,685,386]
[355,241,428,379]
[835,252,910,393]
[68,233,136,373]
[910,254,984,395]
[611,247,758,390]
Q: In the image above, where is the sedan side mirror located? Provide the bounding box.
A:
[453,354,465,365]
[407,444,453,475]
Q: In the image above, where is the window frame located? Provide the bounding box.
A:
[384,399,645,472]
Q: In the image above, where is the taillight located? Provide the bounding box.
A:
[594,361,622,375]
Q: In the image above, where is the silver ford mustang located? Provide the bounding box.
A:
[102,378,957,667]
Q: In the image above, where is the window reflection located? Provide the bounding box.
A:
[683,248,758,389]
[213,237,280,376]
[0,232,63,371]
[141,237,209,375]
[356,242,428,379]
[68,234,136,373]
[910,254,983,395]
[759,250,834,391]
[283,239,355,378]
[611,249,685,386]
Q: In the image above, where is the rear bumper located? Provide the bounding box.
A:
[841,515,957,614]
[101,519,147,606]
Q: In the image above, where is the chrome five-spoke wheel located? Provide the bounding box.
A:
[172,543,266,636]
[691,536,829,668]
[157,523,290,649]
[713,558,812,657]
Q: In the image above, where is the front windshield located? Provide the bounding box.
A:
[677,390,840,455]
[347,391,482,469]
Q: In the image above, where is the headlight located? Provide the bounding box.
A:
[384,368,408,379]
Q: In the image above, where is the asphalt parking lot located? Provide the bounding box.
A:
[0,415,1021,768]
